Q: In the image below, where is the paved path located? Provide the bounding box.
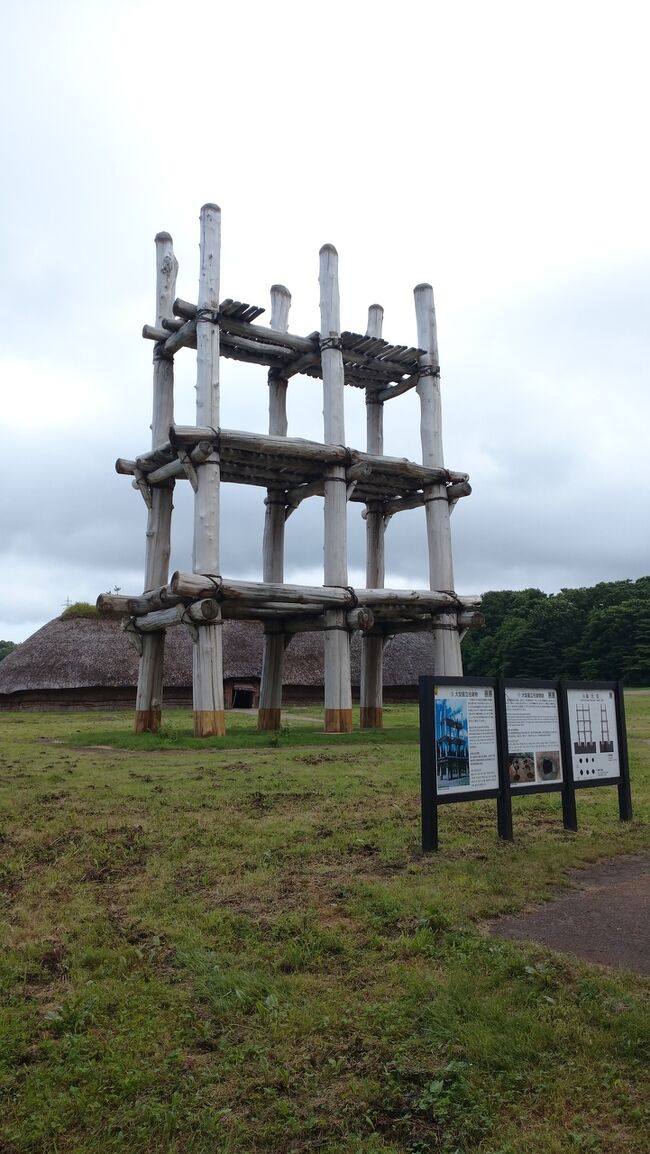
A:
[491,854,650,975]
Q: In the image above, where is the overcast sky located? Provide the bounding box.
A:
[2,0,649,642]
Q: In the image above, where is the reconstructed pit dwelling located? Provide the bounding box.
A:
[98,204,479,736]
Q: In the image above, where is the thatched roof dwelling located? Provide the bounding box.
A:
[0,613,436,710]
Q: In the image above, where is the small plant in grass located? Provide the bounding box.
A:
[44,995,98,1036]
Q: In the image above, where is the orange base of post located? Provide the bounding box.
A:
[193,709,226,737]
[360,707,383,729]
[134,708,161,733]
[257,708,282,731]
[324,708,353,733]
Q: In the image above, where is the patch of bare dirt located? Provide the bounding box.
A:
[491,854,650,975]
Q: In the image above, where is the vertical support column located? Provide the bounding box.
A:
[414,283,463,675]
[135,231,178,733]
[192,203,226,736]
[320,245,352,733]
[360,303,385,729]
[258,284,291,731]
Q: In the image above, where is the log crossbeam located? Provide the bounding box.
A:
[142,298,430,390]
[117,429,469,504]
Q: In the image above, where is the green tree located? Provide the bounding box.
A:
[461,577,650,685]
[0,640,17,663]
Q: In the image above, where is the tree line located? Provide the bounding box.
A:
[461,577,650,685]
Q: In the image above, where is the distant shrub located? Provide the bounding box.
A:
[61,602,99,620]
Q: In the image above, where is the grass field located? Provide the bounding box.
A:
[1,698,649,1153]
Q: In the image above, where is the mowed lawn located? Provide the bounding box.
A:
[1,698,649,1153]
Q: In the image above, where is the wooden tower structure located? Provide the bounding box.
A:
[98,204,479,736]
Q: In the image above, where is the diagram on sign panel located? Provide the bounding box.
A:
[599,704,614,753]
[573,703,597,755]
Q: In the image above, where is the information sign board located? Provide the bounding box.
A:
[565,686,620,782]
[503,685,563,789]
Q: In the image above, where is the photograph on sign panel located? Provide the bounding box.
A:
[535,750,561,781]
[435,697,470,790]
[434,686,500,794]
[508,752,535,784]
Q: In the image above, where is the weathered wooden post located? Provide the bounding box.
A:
[258,284,291,730]
[320,245,353,732]
[134,231,178,732]
[414,283,463,675]
[192,204,226,736]
[360,303,386,728]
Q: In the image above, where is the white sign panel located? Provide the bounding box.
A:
[566,688,620,781]
[434,684,499,794]
[504,687,563,789]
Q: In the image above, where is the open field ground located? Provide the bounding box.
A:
[1,698,649,1153]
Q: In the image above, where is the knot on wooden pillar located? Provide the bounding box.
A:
[320,336,343,352]
[195,306,219,324]
[418,364,440,379]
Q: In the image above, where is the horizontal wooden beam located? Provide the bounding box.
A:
[263,606,375,635]
[169,571,480,611]
[369,608,484,629]
[173,298,314,353]
[377,375,418,402]
[133,598,220,632]
[163,317,197,356]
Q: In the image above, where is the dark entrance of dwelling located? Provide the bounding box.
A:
[232,685,255,709]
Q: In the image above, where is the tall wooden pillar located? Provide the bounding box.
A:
[320,245,353,732]
[258,285,291,730]
[135,232,178,732]
[192,204,226,736]
[360,303,385,728]
[414,283,463,676]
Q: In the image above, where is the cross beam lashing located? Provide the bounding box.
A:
[101,203,476,735]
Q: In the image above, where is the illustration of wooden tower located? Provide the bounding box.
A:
[98,204,479,736]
